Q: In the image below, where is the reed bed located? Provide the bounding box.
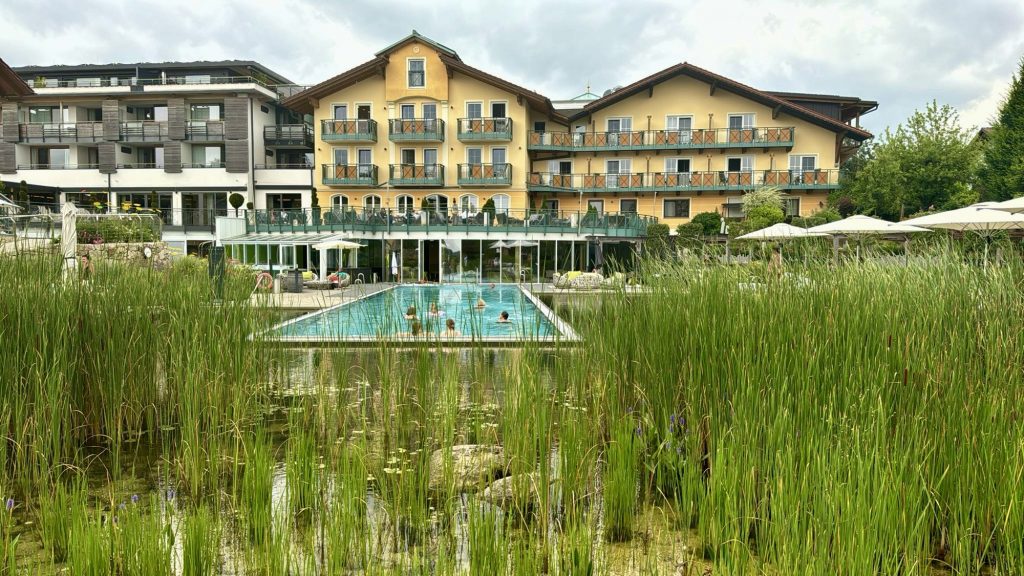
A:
[0,246,1021,574]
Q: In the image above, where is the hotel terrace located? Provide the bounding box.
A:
[1,32,876,282]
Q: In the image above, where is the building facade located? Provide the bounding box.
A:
[2,32,876,281]
[0,60,311,254]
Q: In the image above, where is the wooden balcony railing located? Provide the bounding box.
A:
[527,169,838,192]
[321,164,378,186]
[320,119,378,142]
[456,117,513,141]
[528,127,796,151]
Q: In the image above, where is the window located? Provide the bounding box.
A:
[401,149,415,165]
[191,145,223,167]
[534,121,546,132]
[333,105,348,120]
[782,197,801,217]
[333,148,348,166]
[728,114,755,129]
[75,77,101,87]
[467,148,482,164]
[588,199,604,214]
[357,149,372,177]
[667,115,692,142]
[607,159,631,173]
[607,117,632,132]
[331,195,349,209]
[400,104,415,120]
[356,104,371,120]
[726,156,754,172]
[492,193,510,215]
[190,104,222,121]
[490,102,506,118]
[34,147,69,169]
[556,160,572,174]
[423,149,438,177]
[425,194,448,213]
[491,147,506,166]
[396,194,414,213]
[28,106,65,124]
[423,103,437,131]
[663,198,691,218]
[725,196,744,218]
[789,155,817,174]
[467,102,483,119]
[184,74,211,84]
[459,194,479,213]
[364,195,381,210]
[665,158,691,173]
[408,59,425,88]
[541,199,559,213]
[620,199,638,213]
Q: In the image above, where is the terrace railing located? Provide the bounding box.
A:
[528,169,839,193]
[244,206,654,238]
[19,122,105,143]
[528,127,796,151]
[185,120,225,141]
[120,121,169,142]
[456,163,512,186]
[388,118,445,142]
[456,117,513,141]
[264,124,313,147]
[320,119,378,142]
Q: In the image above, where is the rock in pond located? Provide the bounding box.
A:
[428,445,507,492]
[480,472,541,510]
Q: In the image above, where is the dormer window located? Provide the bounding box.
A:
[408,59,425,88]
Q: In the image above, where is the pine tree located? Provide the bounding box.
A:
[979,58,1024,201]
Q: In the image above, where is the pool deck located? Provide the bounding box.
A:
[255,282,641,311]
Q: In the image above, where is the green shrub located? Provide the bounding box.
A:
[77,218,158,244]
[645,223,670,257]
[690,211,722,236]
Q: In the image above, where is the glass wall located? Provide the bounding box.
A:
[401,239,418,282]
[482,242,501,283]
[463,240,482,283]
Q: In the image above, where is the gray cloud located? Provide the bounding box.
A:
[1,0,1022,133]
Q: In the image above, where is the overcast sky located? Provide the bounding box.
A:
[2,0,1022,135]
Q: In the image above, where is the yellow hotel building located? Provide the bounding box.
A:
[229,31,875,282]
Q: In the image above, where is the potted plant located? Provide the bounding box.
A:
[228,193,245,217]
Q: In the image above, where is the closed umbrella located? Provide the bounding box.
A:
[391,251,399,281]
[61,202,77,280]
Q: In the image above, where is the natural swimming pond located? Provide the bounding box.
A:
[274,284,575,342]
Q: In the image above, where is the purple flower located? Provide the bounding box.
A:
[669,414,676,424]
[4,498,13,512]
[635,426,642,437]
[130,494,139,504]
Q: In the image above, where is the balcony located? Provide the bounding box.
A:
[121,121,168,142]
[320,119,377,143]
[185,121,225,142]
[527,169,839,193]
[19,122,105,143]
[456,117,512,141]
[264,124,313,148]
[322,164,378,187]
[456,163,512,186]
[388,118,445,142]
[389,164,445,187]
[244,206,654,238]
[527,127,796,152]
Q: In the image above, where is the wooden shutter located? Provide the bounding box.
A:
[163,141,182,173]
[1,103,18,143]
[166,98,185,140]
[224,97,249,140]
[225,140,248,173]
[0,142,15,173]
[102,100,120,141]
[98,142,117,174]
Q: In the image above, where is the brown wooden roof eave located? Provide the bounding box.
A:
[0,58,33,97]
[279,57,387,114]
[436,54,563,119]
[571,62,873,140]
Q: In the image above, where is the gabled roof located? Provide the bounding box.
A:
[435,53,562,119]
[374,30,459,60]
[572,62,874,141]
[0,58,33,97]
[281,57,387,114]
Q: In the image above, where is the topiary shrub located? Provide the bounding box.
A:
[690,211,722,236]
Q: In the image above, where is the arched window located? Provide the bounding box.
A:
[364,194,381,211]
[425,194,449,214]
[459,194,479,214]
[396,194,415,214]
[491,193,510,215]
[330,194,349,210]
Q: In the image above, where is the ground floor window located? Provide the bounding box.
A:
[783,197,800,217]
[620,198,637,213]
[663,198,690,218]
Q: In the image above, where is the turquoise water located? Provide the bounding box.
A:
[276,285,560,340]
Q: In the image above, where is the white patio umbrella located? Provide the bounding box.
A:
[0,194,20,212]
[738,222,827,265]
[808,215,931,261]
[737,222,827,240]
[992,196,1024,214]
[311,239,363,280]
[903,202,1024,264]
[489,240,511,249]
[391,251,399,281]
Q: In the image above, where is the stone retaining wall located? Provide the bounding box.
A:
[77,242,174,269]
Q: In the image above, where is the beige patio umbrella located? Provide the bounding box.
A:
[808,215,931,261]
[311,239,363,279]
[737,222,827,265]
[903,202,1024,264]
[992,196,1024,214]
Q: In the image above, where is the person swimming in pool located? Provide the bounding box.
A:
[444,317,460,336]
[404,306,417,320]
[475,297,487,309]
[428,302,445,317]
[497,310,511,323]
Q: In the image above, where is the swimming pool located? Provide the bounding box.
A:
[273,284,576,344]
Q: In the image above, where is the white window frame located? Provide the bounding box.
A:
[332,104,348,121]
[606,117,632,132]
[330,194,349,209]
[354,102,372,120]
[333,148,349,166]
[396,194,415,213]
[425,193,448,213]
[666,115,693,143]
[788,154,818,173]
[587,199,605,214]
[782,196,801,217]
[489,100,508,118]
[619,198,638,213]
[727,113,755,129]
[606,158,631,173]
[726,156,755,173]
[407,58,426,89]
[363,194,382,210]
[491,193,511,215]
[466,101,483,118]
[459,194,480,213]
[664,157,693,174]
[466,147,483,164]
[490,147,507,166]
[357,148,373,177]
[400,148,416,165]
[662,198,691,219]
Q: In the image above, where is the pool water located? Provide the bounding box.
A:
[275,285,565,341]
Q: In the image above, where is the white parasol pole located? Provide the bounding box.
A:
[61,202,78,281]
